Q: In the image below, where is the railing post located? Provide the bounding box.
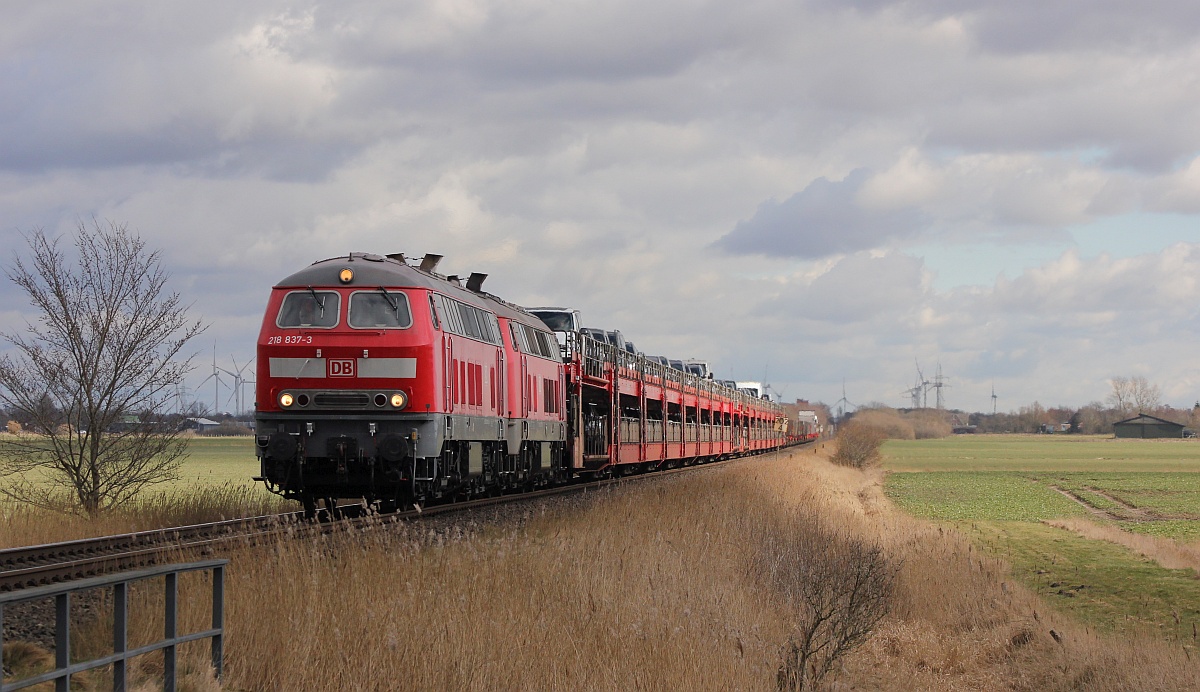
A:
[1,560,227,692]
[113,581,128,691]
[163,572,177,691]
[54,593,69,692]
[211,564,224,680]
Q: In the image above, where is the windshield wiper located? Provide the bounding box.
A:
[306,286,326,316]
[377,286,399,313]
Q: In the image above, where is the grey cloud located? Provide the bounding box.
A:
[827,1,1200,53]
[300,1,791,82]
[714,170,926,258]
[6,1,1200,414]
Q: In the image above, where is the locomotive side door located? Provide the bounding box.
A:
[520,354,529,417]
[495,349,505,417]
[444,335,454,413]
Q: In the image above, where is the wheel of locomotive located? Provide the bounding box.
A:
[301,493,318,520]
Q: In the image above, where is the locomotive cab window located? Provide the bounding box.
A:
[277,291,340,328]
[509,322,559,361]
[431,293,502,345]
[349,290,413,329]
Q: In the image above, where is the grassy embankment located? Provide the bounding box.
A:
[8,443,1200,690]
[884,435,1200,642]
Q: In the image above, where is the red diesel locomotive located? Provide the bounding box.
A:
[254,252,792,514]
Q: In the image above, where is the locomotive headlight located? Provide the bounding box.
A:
[339,268,354,283]
[279,392,295,408]
[390,393,407,409]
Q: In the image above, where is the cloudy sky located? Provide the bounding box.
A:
[3,1,1200,415]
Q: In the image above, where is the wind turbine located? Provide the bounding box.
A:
[834,379,855,421]
[218,356,256,416]
[991,382,999,415]
[902,372,924,409]
[914,360,930,409]
[196,345,228,416]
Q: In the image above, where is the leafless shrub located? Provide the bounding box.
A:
[831,422,888,468]
[751,510,899,691]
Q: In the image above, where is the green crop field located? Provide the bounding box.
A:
[174,436,261,488]
[883,434,1200,640]
[884,434,1200,472]
[0,435,263,492]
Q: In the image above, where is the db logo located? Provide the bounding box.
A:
[328,359,356,377]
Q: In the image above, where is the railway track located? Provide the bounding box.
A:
[0,448,798,592]
[0,510,317,592]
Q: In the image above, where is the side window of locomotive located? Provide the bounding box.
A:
[528,325,544,357]
[440,295,464,335]
[536,330,559,359]
[428,294,441,330]
[433,294,502,345]
[457,303,482,340]
[510,322,530,353]
[522,324,550,359]
[480,312,500,343]
[349,291,413,329]
[277,291,340,328]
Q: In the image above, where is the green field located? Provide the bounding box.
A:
[883,435,1200,639]
[0,436,263,492]
[884,434,1200,472]
[174,436,261,488]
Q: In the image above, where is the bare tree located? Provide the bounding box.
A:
[1108,375,1162,417]
[0,221,205,515]
[1130,375,1162,413]
[1108,376,1133,416]
[754,512,898,691]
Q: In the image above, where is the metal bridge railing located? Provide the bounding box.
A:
[0,559,228,692]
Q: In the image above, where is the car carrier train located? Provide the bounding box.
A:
[254,252,812,515]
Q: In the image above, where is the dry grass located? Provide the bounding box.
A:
[852,408,953,440]
[8,445,1200,690]
[1047,518,1200,573]
[0,484,289,548]
[207,447,1200,689]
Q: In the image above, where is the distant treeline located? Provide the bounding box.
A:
[969,402,1200,435]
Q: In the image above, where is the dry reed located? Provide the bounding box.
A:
[8,447,1200,690]
[0,484,289,549]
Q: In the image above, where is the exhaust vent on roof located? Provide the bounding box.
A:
[386,253,405,262]
[419,254,443,272]
[467,272,487,292]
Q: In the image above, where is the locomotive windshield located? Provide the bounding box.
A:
[277,290,340,328]
[349,290,413,329]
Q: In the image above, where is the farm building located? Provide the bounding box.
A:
[182,417,221,433]
[1112,413,1185,439]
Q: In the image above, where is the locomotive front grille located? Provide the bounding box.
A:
[314,392,372,407]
